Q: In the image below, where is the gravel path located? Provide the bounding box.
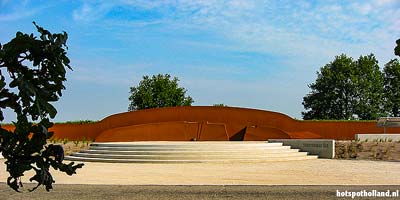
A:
[1,185,399,200]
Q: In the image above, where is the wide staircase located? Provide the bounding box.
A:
[65,141,318,163]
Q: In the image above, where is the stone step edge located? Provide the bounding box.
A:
[90,143,283,148]
[80,149,301,154]
[70,152,310,159]
[90,141,278,144]
[88,146,292,151]
[64,155,318,163]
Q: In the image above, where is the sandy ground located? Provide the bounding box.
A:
[1,159,399,185]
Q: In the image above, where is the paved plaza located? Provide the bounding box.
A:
[1,159,399,185]
[1,159,399,199]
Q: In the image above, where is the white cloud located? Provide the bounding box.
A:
[72,3,92,21]
[374,0,397,6]
[71,0,400,75]
[0,2,46,21]
[68,0,400,119]
[351,3,373,15]
[69,0,400,75]
[72,2,114,22]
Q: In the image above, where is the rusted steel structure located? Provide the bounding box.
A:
[2,106,397,141]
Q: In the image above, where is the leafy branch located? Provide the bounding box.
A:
[0,22,83,192]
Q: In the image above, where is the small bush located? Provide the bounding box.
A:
[62,138,69,145]
[73,140,80,147]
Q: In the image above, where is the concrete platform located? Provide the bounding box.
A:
[269,139,335,158]
[65,141,318,163]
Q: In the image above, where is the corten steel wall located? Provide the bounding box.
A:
[2,106,399,141]
[95,121,230,142]
[95,106,397,140]
[0,123,101,141]
[96,121,200,141]
[94,106,295,141]
[48,123,101,140]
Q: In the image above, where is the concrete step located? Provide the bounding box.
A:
[89,142,283,147]
[89,142,285,148]
[65,155,318,163]
[79,148,300,155]
[89,146,292,151]
[69,152,309,160]
[90,141,282,147]
[65,141,318,163]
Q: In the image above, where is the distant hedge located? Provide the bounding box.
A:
[1,120,98,126]
[300,120,375,122]
[57,120,98,124]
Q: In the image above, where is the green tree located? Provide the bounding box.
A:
[302,54,385,120]
[352,54,385,119]
[302,54,356,120]
[384,59,400,116]
[395,39,400,57]
[0,23,83,192]
[128,74,194,111]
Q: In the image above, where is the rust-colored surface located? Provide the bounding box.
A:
[244,126,290,140]
[96,121,229,142]
[2,106,399,141]
[0,123,100,141]
[1,125,14,132]
[48,123,103,141]
[285,131,324,139]
[198,122,229,141]
[96,122,193,142]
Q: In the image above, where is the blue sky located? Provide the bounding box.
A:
[1,0,400,122]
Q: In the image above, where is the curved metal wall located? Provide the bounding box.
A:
[2,106,397,141]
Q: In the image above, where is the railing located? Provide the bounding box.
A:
[377,117,400,133]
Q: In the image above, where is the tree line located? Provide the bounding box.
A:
[302,40,400,120]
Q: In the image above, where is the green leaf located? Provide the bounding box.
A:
[44,103,57,118]
[395,39,400,57]
[0,22,79,192]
